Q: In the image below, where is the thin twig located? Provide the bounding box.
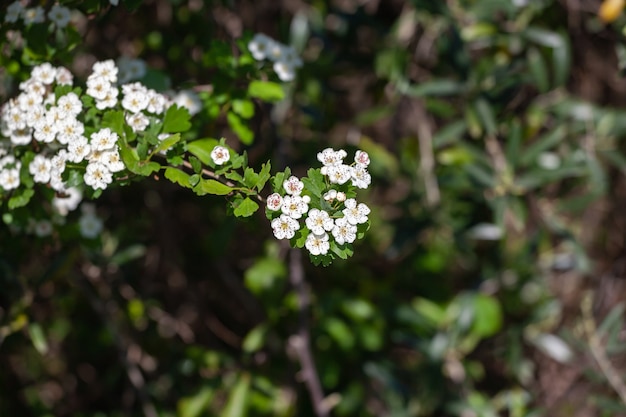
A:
[412,101,440,207]
[287,248,329,417]
[581,291,626,405]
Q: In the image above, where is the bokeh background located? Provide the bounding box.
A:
[3,0,626,416]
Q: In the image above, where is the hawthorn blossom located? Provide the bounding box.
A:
[248,33,275,60]
[173,90,201,115]
[305,209,334,235]
[283,176,304,195]
[84,162,113,190]
[23,7,45,25]
[332,217,357,245]
[79,212,103,239]
[350,165,371,189]
[281,195,309,219]
[29,155,52,183]
[271,214,300,240]
[342,198,370,225]
[210,146,230,165]
[266,193,283,211]
[0,168,20,190]
[326,164,351,185]
[305,232,330,256]
[90,128,118,151]
[48,4,72,28]
[5,2,23,23]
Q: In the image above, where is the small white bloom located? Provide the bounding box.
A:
[31,63,56,84]
[305,232,330,256]
[146,90,168,114]
[342,198,370,225]
[57,93,83,116]
[92,60,118,83]
[326,164,351,185]
[266,193,283,211]
[117,57,146,83]
[57,118,85,145]
[331,217,357,245]
[281,195,309,219]
[33,219,53,237]
[55,67,73,85]
[271,214,300,240]
[283,175,304,195]
[51,150,68,173]
[538,152,561,170]
[0,168,20,190]
[29,155,52,183]
[90,128,118,151]
[79,213,103,239]
[354,150,370,166]
[273,61,296,82]
[350,165,371,189]
[95,87,119,110]
[324,189,338,201]
[126,112,150,132]
[52,187,83,216]
[336,191,346,202]
[248,33,275,61]
[122,89,149,113]
[23,6,45,24]
[173,90,202,115]
[210,145,230,165]
[5,1,23,23]
[305,209,334,235]
[48,4,72,28]
[84,162,113,190]
[100,148,125,172]
[86,75,112,100]
[67,135,91,163]
[33,120,57,143]
[10,127,32,145]
[317,148,345,167]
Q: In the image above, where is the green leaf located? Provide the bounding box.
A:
[256,162,271,192]
[187,138,218,165]
[189,156,202,174]
[154,133,181,154]
[474,98,497,136]
[412,297,446,327]
[193,179,233,196]
[101,110,125,137]
[8,188,34,210]
[301,168,325,198]
[227,111,254,145]
[220,373,250,417]
[134,161,161,177]
[248,80,285,102]
[527,47,549,93]
[178,387,214,417]
[164,167,192,189]
[233,197,259,217]
[519,126,566,167]
[232,99,255,119]
[244,258,286,295]
[470,294,503,338]
[162,105,191,133]
[404,79,465,97]
[324,317,355,350]
[272,167,291,193]
[242,324,268,353]
[28,323,48,355]
[242,167,260,189]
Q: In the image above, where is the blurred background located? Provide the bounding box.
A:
[3,0,626,415]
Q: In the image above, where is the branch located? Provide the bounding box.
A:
[287,247,330,417]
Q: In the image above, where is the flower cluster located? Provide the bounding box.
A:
[247,33,303,82]
[5,2,72,28]
[266,148,372,263]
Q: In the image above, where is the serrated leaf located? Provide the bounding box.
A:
[272,167,291,193]
[243,167,260,189]
[193,179,233,195]
[101,110,125,137]
[301,168,325,198]
[232,99,255,119]
[134,161,161,177]
[256,162,271,191]
[187,138,218,165]
[162,105,191,133]
[189,156,202,174]
[233,197,259,217]
[164,167,192,189]
[248,80,285,102]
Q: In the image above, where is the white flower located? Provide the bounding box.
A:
[5,1,23,23]
[67,136,91,163]
[273,61,296,82]
[122,89,149,113]
[248,33,276,61]
[48,4,71,28]
[336,191,346,202]
[86,75,113,100]
[323,189,337,201]
[0,168,20,190]
[266,193,283,211]
[100,148,125,172]
[33,120,57,143]
[79,213,103,239]
[126,112,150,132]
[281,195,309,219]
[84,162,113,190]
[90,128,118,151]
[57,119,85,145]
[317,148,346,167]
[51,150,68,174]
[210,145,230,165]
[354,150,370,166]
[33,219,53,237]
[55,67,73,85]
[57,93,82,116]
[17,91,43,112]
[31,63,56,85]
[305,209,334,235]
[326,164,351,185]
[283,176,304,195]
[95,88,118,110]
[305,232,330,255]
[331,217,357,245]
[92,60,118,83]
[266,42,287,62]
[29,155,52,183]
[109,0,120,6]
[10,127,32,145]
[342,198,370,225]
[271,214,300,240]
[173,90,202,115]
[350,165,371,189]
[117,57,146,83]
[52,187,82,216]
[23,7,45,24]
[146,90,168,114]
